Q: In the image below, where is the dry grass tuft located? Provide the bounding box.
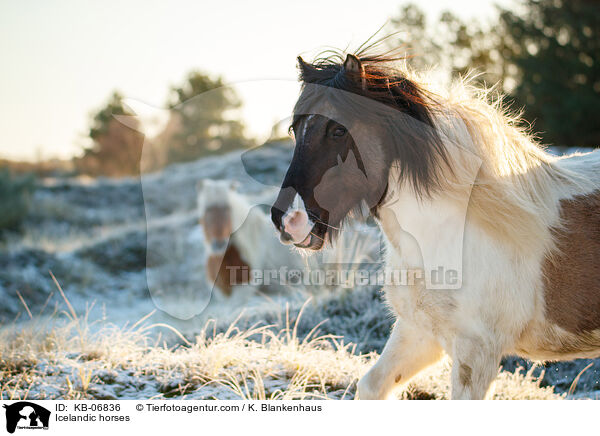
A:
[0,299,562,400]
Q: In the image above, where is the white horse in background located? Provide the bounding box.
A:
[197,179,306,297]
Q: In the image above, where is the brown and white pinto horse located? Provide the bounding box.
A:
[198,180,249,296]
[199,179,303,297]
[271,50,600,399]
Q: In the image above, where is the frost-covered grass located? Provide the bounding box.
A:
[0,289,562,401]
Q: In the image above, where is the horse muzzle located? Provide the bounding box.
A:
[271,204,326,250]
[210,238,228,253]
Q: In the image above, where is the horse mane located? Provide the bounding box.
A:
[297,50,435,125]
[441,79,600,253]
[296,45,599,253]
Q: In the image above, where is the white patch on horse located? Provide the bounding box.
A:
[300,114,315,140]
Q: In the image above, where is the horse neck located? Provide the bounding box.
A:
[228,191,253,230]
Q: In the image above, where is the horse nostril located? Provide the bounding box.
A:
[283,210,309,234]
[280,232,293,242]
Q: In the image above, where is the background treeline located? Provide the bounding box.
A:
[76,0,598,179]
[387,0,599,150]
[75,71,253,177]
[22,0,600,179]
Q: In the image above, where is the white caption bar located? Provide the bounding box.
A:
[0,400,595,436]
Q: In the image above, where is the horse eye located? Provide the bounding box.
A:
[332,126,347,137]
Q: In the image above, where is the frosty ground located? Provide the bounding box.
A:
[1,141,598,400]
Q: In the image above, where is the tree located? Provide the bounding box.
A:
[387,4,442,70]
[161,71,253,164]
[388,1,600,147]
[77,92,143,177]
[500,0,600,147]
[387,5,506,88]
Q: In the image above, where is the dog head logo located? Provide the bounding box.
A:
[2,402,50,434]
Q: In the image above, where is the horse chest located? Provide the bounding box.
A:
[382,243,456,332]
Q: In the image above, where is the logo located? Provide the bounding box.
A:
[2,402,50,434]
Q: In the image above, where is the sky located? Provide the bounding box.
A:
[0,0,509,162]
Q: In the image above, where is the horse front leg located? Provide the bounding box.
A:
[450,335,502,400]
[356,320,443,400]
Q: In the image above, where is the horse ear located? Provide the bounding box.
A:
[297,56,315,79]
[344,54,366,89]
[344,54,363,75]
[297,56,308,67]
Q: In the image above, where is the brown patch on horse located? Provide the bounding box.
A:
[206,244,249,297]
[394,374,402,384]
[542,190,600,334]
[459,363,472,388]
